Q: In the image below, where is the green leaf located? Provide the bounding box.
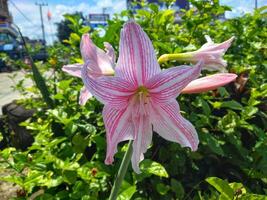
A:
[206,177,234,200]
[140,159,169,178]
[149,3,159,13]
[92,135,106,150]
[201,99,211,115]
[79,26,90,34]
[117,185,136,200]
[156,183,170,195]
[240,194,267,200]
[221,100,243,110]
[241,106,258,119]
[72,134,88,153]
[63,170,77,184]
[0,148,15,160]
[58,79,73,90]
[171,179,184,198]
[203,134,224,156]
[70,33,81,43]
[53,93,65,100]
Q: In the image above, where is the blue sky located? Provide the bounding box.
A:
[9,0,267,44]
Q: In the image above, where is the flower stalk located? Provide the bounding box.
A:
[158,52,193,64]
[108,140,133,200]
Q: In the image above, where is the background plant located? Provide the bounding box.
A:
[0,0,267,199]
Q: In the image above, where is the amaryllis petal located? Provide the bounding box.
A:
[151,101,199,151]
[131,114,152,173]
[62,34,116,105]
[194,36,235,71]
[116,21,160,86]
[79,86,92,105]
[181,73,237,94]
[104,42,116,66]
[201,35,235,53]
[146,61,202,103]
[62,64,83,78]
[80,34,115,75]
[103,105,134,165]
[82,64,135,108]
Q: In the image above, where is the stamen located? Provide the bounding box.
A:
[136,86,150,115]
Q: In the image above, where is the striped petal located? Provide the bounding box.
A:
[81,64,135,108]
[151,100,199,151]
[103,105,134,165]
[131,114,152,173]
[200,36,235,53]
[104,42,116,66]
[195,36,235,71]
[146,62,202,103]
[181,73,237,94]
[80,34,114,75]
[116,21,160,86]
[79,86,92,105]
[62,63,83,78]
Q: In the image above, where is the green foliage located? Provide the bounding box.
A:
[0,0,267,199]
[56,12,88,43]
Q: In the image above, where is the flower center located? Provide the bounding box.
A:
[137,86,149,96]
[132,86,150,116]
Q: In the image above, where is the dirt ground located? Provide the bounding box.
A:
[0,70,32,115]
[0,168,20,200]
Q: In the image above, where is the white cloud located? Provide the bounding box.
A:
[221,0,267,18]
[9,0,126,45]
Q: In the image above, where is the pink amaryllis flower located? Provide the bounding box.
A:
[62,34,115,105]
[81,21,236,173]
[158,35,235,72]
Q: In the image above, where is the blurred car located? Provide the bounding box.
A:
[0,31,24,59]
[0,22,24,70]
[0,25,48,71]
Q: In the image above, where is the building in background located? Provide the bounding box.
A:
[0,0,18,36]
[0,0,23,64]
[0,0,12,22]
[87,13,110,29]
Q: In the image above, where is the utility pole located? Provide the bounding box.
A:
[35,2,47,45]
[255,0,258,9]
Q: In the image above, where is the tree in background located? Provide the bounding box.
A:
[56,12,85,42]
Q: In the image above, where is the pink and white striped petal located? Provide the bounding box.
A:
[104,42,116,66]
[131,114,152,173]
[80,34,114,75]
[151,100,199,151]
[116,21,160,86]
[181,73,237,94]
[82,64,135,108]
[103,105,134,165]
[195,36,235,71]
[146,62,202,103]
[62,64,83,78]
[200,36,235,53]
[79,86,92,105]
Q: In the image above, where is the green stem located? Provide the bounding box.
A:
[15,25,54,108]
[108,140,133,200]
[158,52,193,64]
